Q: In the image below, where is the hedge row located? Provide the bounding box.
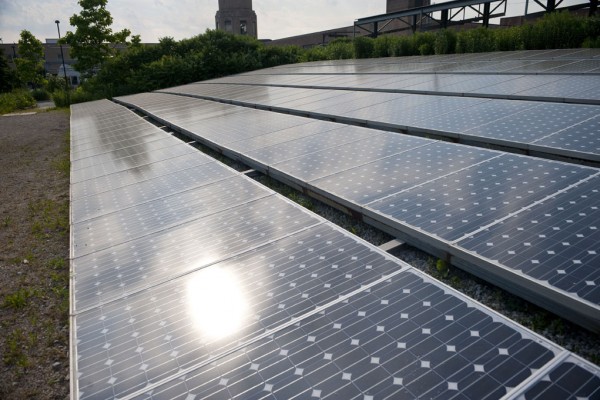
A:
[312,12,600,60]
[59,11,600,105]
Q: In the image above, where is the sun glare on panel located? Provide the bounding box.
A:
[186,267,249,339]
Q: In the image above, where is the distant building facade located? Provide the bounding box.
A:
[268,0,431,48]
[215,0,258,38]
[0,39,77,82]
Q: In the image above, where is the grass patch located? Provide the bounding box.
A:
[52,130,71,175]
[3,329,30,367]
[2,288,34,309]
[27,198,69,239]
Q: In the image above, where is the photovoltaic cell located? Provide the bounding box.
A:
[515,355,600,400]
[72,194,322,312]
[70,152,215,200]
[531,115,600,159]
[457,176,600,305]
[71,160,235,223]
[129,270,563,400]
[73,223,402,399]
[72,176,272,258]
[271,132,431,183]
[310,142,497,205]
[365,155,596,242]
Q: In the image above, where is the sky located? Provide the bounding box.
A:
[0,0,586,44]
[0,0,384,44]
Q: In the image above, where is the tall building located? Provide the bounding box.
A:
[387,0,430,13]
[215,0,258,38]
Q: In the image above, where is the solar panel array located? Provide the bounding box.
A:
[71,99,600,400]
[115,90,600,333]
[156,50,600,165]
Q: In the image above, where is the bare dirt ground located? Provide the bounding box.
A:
[0,109,70,399]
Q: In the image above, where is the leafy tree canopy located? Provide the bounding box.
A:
[61,0,130,76]
[15,30,45,88]
[0,48,19,92]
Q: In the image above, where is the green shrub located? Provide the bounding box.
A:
[32,88,50,101]
[354,36,375,58]
[0,89,35,114]
[494,26,524,51]
[456,27,496,53]
[258,45,301,68]
[583,37,600,48]
[301,46,330,62]
[0,92,17,114]
[373,35,398,57]
[524,12,586,49]
[583,17,600,39]
[414,32,436,55]
[52,86,96,107]
[326,38,354,59]
[394,35,417,56]
[434,29,457,54]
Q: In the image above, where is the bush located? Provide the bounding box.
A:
[414,32,436,55]
[456,27,496,53]
[326,38,354,60]
[373,35,398,57]
[354,36,375,58]
[32,88,50,101]
[394,35,417,56]
[259,45,301,68]
[0,89,36,114]
[494,26,524,51]
[301,46,330,62]
[52,86,96,107]
[523,12,586,49]
[434,29,457,54]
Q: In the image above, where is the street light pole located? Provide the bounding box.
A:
[55,20,69,94]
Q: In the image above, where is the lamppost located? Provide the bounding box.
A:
[55,20,69,94]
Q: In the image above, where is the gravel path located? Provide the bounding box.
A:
[0,109,70,399]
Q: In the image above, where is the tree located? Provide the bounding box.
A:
[0,49,19,92]
[15,30,45,88]
[61,0,130,76]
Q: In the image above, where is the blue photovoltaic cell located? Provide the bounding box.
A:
[71,160,235,222]
[457,176,600,305]
[73,223,402,399]
[311,142,498,205]
[130,270,562,400]
[365,155,596,242]
[517,355,600,400]
[531,115,600,159]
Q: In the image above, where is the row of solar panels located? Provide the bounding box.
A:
[256,48,600,74]
[71,99,600,400]
[114,91,600,334]
[157,82,600,165]
[207,72,600,104]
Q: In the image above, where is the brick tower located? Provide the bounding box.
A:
[215,0,258,38]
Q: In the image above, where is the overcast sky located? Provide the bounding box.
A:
[0,0,583,44]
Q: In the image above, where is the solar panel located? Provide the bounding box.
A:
[72,92,600,399]
[457,176,600,305]
[365,155,595,242]
[126,269,573,400]
[159,82,600,164]
[115,91,600,331]
[311,142,497,205]
[511,354,600,399]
